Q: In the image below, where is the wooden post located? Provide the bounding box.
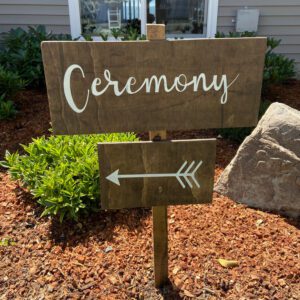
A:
[147,24,168,288]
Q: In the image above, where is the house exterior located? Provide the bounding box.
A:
[0,0,299,75]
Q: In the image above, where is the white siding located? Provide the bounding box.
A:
[218,0,300,75]
[0,0,70,35]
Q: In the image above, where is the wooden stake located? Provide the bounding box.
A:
[147,24,168,288]
[152,205,168,287]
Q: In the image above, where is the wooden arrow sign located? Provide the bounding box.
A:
[98,139,216,209]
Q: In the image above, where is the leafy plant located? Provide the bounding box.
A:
[215,31,256,38]
[215,32,296,90]
[0,97,17,120]
[0,25,71,88]
[264,37,296,87]
[99,31,109,41]
[217,100,271,143]
[1,133,138,222]
[82,34,93,41]
[124,18,141,34]
[0,65,26,98]
[111,28,121,40]
[122,27,140,41]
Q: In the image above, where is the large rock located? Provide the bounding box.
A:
[215,102,300,217]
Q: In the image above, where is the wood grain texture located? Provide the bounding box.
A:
[147,24,165,40]
[42,38,267,135]
[147,24,169,289]
[152,205,168,288]
[98,139,216,209]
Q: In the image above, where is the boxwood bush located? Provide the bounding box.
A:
[0,66,26,119]
[1,133,138,222]
[0,25,71,88]
[215,32,296,90]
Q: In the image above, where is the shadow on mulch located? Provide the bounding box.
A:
[11,182,151,247]
[158,280,183,300]
[49,207,151,249]
[221,195,300,230]
[252,207,300,230]
[0,90,50,160]
[264,79,300,111]
[155,279,215,299]
[14,180,300,254]
[285,217,300,230]
[14,184,151,247]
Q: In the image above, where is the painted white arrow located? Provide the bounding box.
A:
[106,161,202,189]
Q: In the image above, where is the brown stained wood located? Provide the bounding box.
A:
[147,24,169,289]
[42,38,267,135]
[152,205,168,287]
[98,139,216,209]
[147,24,165,40]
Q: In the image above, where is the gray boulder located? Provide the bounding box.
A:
[215,102,300,217]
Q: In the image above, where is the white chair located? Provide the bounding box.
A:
[107,7,121,29]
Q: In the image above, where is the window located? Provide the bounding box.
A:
[68,0,219,38]
[148,0,207,36]
[80,0,141,34]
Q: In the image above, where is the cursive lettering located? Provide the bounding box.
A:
[63,64,239,113]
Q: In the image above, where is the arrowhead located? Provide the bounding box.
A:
[106,169,120,185]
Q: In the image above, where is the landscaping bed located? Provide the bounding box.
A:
[0,83,299,299]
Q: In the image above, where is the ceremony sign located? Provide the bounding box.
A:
[42,37,266,135]
[42,24,267,288]
[99,139,216,209]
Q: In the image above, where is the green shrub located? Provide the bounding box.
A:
[264,37,296,87]
[1,133,138,222]
[0,96,17,120]
[0,25,71,88]
[217,100,271,143]
[99,31,109,41]
[215,32,296,89]
[122,27,140,41]
[124,18,141,34]
[111,28,121,40]
[82,33,93,41]
[0,65,26,98]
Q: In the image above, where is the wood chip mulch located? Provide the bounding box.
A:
[0,83,300,299]
[265,79,300,111]
[0,89,50,160]
[1,171,299,299]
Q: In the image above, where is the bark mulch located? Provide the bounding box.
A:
[0,83,299,299]
[265,79,300,111]
[0,90,50,160]
[1,172,299,299]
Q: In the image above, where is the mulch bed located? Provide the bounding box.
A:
[0,90,50,160]
[0,82,299,299]
[265,79,300,111]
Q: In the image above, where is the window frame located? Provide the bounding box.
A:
[68,0,219,39]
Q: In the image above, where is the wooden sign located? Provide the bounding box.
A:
[41,24,267,289]
[41,37,266,135]
[98,139,216,209]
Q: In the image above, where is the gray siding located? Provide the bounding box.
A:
[217,0,300,75]
[0,0,299,75]
[0,0,70,35]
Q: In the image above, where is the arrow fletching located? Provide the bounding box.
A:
[176,161,202,189]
